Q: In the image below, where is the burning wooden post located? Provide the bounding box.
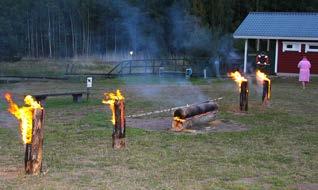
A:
[172,101,218,131]
[256,70,271,105]
[240,81,248,111]
[25,108,45,174]
[102,90,126,149]
[229,71,249,111]
[262,80,270,104]
[113,98,126,149]
[4,93,45,175]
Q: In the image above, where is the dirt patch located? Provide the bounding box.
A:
[190,119,249,133]
[0,166,21,180]
[127,117,249,133]
[127,117,171,131]
[233,177,258,184]
[290,184,318,190]
[227,108,250,116]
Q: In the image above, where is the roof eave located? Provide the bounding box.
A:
[233,35,318,41]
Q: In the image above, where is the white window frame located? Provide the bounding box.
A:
[305,42,318,53]
[282,42,301,52]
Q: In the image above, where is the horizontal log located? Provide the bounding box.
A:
[32,91,87,97]
[173,102,218,119]
[127,97,223,118]
[31,92,87,104]
[172,111,217,131]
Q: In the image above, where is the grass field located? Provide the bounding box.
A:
[0,75,317,190]
[0,58,116,77]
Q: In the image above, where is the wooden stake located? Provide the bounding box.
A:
[112,100,126,149]
[240,81,248,111]
[262,80,270,105]
[24,144,32,172]
[25,108,45,175]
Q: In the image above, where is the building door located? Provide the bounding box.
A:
[257,39,276,74]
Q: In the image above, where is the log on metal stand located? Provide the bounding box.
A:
[172,102,218,131]
[112,100,126,149]
[24,144,32,172]
[25,108,45,175]
[262,80,270,105]
[173,102,218,120]
[240,81,248,111]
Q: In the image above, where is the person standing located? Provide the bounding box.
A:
[298,56,311,89]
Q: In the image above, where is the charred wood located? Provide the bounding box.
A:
[172,102,218,131]
[173,102,218,119]
[240,81,248,111]
[262,80,270,105]
[113,100,126,149]
[25,108,45,175]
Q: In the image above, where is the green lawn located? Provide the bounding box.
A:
[0,76,317,189]
[0,58,115,77]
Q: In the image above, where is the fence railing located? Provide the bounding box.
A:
[109,58,193,75]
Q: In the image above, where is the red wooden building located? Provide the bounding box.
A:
[233,12,318,75]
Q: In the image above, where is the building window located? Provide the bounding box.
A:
[305,43,318,53]
[282,42,301,52]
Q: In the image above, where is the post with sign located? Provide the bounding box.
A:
[86,77,92,101]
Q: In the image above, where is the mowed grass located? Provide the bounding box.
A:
[0,58,115,77]
[0,76,317,190]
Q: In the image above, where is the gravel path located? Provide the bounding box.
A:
[127,117,248,133]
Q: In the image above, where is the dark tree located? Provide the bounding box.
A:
[0,0,317,59]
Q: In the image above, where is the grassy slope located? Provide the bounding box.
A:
[0,76,317,190]
[0,59,115,77]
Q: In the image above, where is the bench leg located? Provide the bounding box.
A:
[72,95,82,103]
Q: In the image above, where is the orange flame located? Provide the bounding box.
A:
[174,117,185,123]
[229,71,247,91]
[102,90,124,125]
[172,117,186,131]
[256,70,271,99]
[4,93,42,144]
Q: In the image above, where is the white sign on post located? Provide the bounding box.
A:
[87,77,93,88]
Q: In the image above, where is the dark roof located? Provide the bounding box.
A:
[233,12,318,40]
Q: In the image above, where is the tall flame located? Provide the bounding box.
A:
[229,71,247,91]
[4,93,42,144]
[256,70,271,98]
[102,90,124,125]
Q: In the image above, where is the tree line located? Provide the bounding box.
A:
[0,0,317,60]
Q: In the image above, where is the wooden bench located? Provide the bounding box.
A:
[32,91,88,104]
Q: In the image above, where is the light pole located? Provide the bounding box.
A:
[129,51,134,74]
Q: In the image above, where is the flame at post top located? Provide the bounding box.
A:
[4,93,42,144]
[256,70,271,98]
[229,71,248,91]
[256,70,270,83]
[174,116,185,123]
[102,90,125,125]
